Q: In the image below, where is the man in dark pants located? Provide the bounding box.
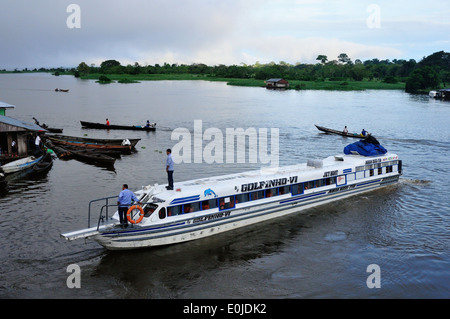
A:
[117,184,140,228]
[166,149,174,190]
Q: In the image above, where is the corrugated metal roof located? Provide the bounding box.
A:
[0,101,16,108]
[0,115,46,132]
[266,78,284,82]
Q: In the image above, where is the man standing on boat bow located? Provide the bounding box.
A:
[117,184,141,228]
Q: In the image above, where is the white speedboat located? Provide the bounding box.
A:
[62,150,402,250]
[1,156,43,174]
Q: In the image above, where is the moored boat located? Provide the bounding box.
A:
[315,125,367,138]
[429,88,450,100]
[31,153,53,174]
[45,134,140,152]
[0,171,6,189]
[32,117,63,133]
[61,143,402,250]
[0,156,43,174]
[69,149,116,165]
[81,120,156,131]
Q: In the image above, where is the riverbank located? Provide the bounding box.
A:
[0,71,406,90]
[77,73,406,91]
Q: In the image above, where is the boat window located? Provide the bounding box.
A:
[325,177,336,185]
[158,207,166,219]
[266,188,278,197]
[144,203,159,217]
[183,202,200,214]
[278,185,290,195]
[291,183,303,195]
[347,173,355,182]
[317,179,326,187]
[356,166,364,172]
[219,196,235,210]
[386,166,393,173]
[369,169,374,177]
[304,181,315,190]
[378,167,383,175]
[250,190,265,200]
[236,193,249,204]
[202,198,217,211]
[168,205,182,216]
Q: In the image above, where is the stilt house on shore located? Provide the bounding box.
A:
[0,101,46,161]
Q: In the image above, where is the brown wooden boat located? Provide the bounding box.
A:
[45,134,140,153]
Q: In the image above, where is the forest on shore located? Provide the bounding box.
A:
[3,51,449,93]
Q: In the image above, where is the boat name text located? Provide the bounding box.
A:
[192,211,231,223]
[328,184,356,193]
[239,176,298,192]
[323,170,338,177]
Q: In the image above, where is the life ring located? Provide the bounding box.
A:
[127,205,144,224]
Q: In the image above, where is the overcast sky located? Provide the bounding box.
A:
[0,0,448,69]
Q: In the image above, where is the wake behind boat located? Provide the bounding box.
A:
[81,121,156,131]
[315,125,367,138]
[62,141,402,250]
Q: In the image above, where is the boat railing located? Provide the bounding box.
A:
[88,195,117,229]
[88,195,147,230]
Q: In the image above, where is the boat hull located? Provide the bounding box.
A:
[45,134,140,152]
[81,121,156,131]
[92,174,400,250]
[1,156,43,174]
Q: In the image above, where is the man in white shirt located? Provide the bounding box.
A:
[166,149,174,190]
[35,134,41,154]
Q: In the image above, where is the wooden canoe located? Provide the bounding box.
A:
[315,125,367,138]
[69,149,116,165]
[80,121,156,131]
[45,134,140,152]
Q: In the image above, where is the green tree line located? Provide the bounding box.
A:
[71,50,447,93]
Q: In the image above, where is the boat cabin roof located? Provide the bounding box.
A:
[148,152,399,205]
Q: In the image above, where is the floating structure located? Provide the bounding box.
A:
[429,88,450,100]
[265,78,289,89]
[0,101,46,161]
[62,143,402,250]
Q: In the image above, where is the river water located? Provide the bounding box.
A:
[0,73,448,299]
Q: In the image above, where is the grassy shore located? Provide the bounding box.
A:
[0,71,405,90]
[79,73,405,90]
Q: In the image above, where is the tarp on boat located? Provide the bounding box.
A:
[344,136,387,156]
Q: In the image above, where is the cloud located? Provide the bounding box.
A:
[0,0,447,69]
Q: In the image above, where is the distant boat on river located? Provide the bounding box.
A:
[33,117,63,133]
[80,120,156,131]
[315,125,367,138]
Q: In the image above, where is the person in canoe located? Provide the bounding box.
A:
[343,126,348,135]
[106,118,110,126]
[361,129,367,137]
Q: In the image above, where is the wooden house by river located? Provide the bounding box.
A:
[265,78,289,89]
[0,102,46,162]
